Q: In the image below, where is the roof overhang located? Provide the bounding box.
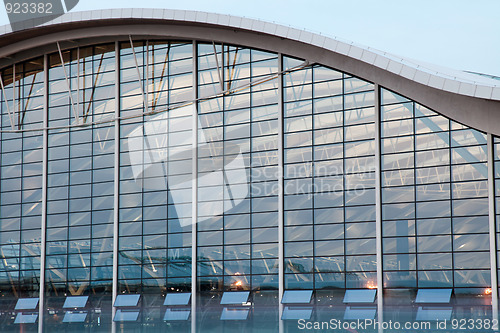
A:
[0,9,499,134]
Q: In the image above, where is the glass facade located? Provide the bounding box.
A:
[380,90,491,323]
[45,45,116,330]
[282,58,377,292]
[0,38,498,331]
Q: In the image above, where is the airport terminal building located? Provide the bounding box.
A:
[0,8,500,332]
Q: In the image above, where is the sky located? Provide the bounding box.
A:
[0,0,499,76]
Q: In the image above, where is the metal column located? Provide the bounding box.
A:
[38,53,49,333]
[111,40,120,333]
[374,84,384,331]
[191,40,199,333]
[277,53,285,333]
[487,133,499,322]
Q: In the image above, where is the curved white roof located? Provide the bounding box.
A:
[0,8,499,100]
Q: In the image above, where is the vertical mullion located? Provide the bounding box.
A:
[342,74,346,290]
[277,53,284,333]
[38,53,48,333]
[191,40,198,333]
[111,40,120,333]
[13,64,15,126]
[141,42,148,294]
[146,41,149,112]
[310,66,315,296]
[449,124,455,289]
[413,103,418,289]
[488,133,499,321]
[374,83,383,329]
[221,45,226,293]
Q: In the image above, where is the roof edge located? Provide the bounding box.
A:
[0,8,498,101]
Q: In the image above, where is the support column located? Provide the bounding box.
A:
[111,40,120,333]
[374,84,384,331]
[191,40,198,333]
[487,134,499,322]
[38,52,48,333]
[277,53,284,333]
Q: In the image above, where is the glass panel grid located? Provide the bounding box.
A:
[0,38,496,331]
[381,88,489,291]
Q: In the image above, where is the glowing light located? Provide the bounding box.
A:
[367,282,377,289]
[485,288,492,295]
[235,281,243,286]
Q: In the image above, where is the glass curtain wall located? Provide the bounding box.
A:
[381,89,491,322]
[118,40,193,330]
[196,43,280,331]
[45,44,116,330]
[0,58,44,328]
[494,139,500,300]
[0,38,498,331]
[282,56,377,323]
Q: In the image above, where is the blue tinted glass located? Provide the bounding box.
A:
[343,290,376,303]
[14,313,38,324]
[113,310,140,322]
[344,306,376,320]
[416,307,452,321]
[164,293,191,306]
[63,296,88,308]
[281,307,312,320]
[281,290,313,304]
[220,291,250,305]
[418,271,453,288]
[63,312,87,323]
[220,308,250,320]
[15,298,39,310]
[164,309,191,321]
[114,294,140,307]
[415,289,452,303]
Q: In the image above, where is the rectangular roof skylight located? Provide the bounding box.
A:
[343,290,376,303]
[63,296,89,309]
[164,309,191,321]
[164,293,191,306]
[281,307,312,320]
[15,298,39,310]
[220,308,250,320]
[114,294,140,307]
[416,307,452,321]
[220,291,250,305]
[63,312,88,323]
[14,313,38,324]
[415,289,452,304]
[281,290,313,304]
[344,306,377,320]
[113,309,140,322]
